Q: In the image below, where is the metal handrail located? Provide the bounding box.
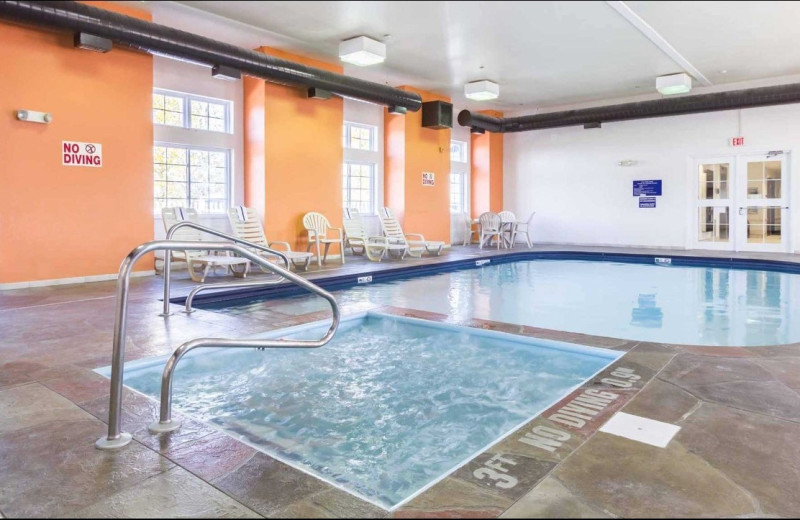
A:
[183,279,285,314]
[95,239,339,450]
[161,221,291,316]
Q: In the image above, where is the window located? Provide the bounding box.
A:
[450,140,467,163]
[343,122,376,151]
[152,92,184,127]
[343,162,375,214]
[154,144,230,214]
[152,89,232,133]
[189,99,229,132]
[450,171,465,213]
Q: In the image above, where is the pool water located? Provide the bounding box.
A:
[206,260,800,346]
[113,313,619,509]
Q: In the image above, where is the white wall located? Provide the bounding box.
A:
[344,99,384,237]
[152,56,244,240]
[504,104,800,252]
[450,110,472,245]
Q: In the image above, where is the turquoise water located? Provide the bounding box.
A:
[208,260,800,346]
[117,314,618,509]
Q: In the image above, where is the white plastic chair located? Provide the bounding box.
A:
[463,213,478,246]
[379,208,444,257]
[302,212,345,267]
[498,210,517,248]
[479,212,503,250]
[343,212,406,261]
[162,207,249,282]
[228,206,312,271]
[514,211,536,248]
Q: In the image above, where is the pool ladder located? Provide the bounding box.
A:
[95,222,340,450]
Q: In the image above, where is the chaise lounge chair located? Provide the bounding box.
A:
[379,207,445,257]
[343,208,407,261]
[162,207,250,282]
[228,206,312,271]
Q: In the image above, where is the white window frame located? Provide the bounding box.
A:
[450,171,466,214]
[450,139,468,164]
[450,139,469,214]
[343,161,377,215]
[343,121,377,152]
[153,142,232,215]
[153,88,233,134]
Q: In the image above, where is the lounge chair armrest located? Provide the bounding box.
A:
[267,241,292,251]
[405,233,425,242]
[367,236,390,245]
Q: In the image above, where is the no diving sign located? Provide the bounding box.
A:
[62,141,102,167]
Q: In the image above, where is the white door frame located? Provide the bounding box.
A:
[691,155,736,251]
[734,152,790,253]
[690,150,791,253]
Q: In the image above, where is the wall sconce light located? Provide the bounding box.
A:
[618,160,636,167]
[16,110,53,124]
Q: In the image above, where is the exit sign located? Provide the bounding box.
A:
[729,136,745,147]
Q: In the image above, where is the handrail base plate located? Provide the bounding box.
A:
[95,432,132,450]
[148,420,182,434]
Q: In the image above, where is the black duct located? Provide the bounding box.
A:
[0,0,422,112]
[458,83,800,132]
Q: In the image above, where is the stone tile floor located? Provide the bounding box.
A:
[1,244,800,518]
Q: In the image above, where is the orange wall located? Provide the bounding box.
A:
[384,110,407,223]
[0,3,154,284]
[243,75,266,222]
[471,110,504,217]
[244,47,343,252]
[383,87,451,243]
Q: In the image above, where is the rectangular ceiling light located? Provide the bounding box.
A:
[465,80,499,101]
[339,36,386,67]
[656,73,692,95]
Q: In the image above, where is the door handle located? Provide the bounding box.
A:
[738,207,746,215]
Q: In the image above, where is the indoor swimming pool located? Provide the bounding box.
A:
[200,259,800,347]
[103,312,620,509]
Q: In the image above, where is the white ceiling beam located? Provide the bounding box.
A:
[605,0,713,86]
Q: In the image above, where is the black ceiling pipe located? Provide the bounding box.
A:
[0,0,422,112]
[459,82,800,133]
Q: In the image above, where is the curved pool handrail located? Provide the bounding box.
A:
[161,221,291,317]
[149,306,338,433]
[183,278,285,314]
[95,239,339,450]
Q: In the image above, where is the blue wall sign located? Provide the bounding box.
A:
[633,179,662,196]
[639,196,656,208]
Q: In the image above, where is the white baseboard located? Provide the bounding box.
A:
[0,270,155,291]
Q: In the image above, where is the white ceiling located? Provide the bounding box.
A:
[150,1,800,112]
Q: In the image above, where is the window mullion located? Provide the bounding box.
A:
[185,146,192,209]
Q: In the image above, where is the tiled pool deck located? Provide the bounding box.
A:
[2,244,800,518]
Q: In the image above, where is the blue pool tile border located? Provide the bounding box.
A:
[173,251,800,307]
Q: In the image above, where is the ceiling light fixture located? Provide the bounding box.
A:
[656,73,692,95]
[338,36,386,67]
[464,80,499,101]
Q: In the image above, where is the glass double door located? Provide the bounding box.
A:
[696,152,789,252]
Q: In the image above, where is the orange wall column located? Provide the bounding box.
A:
[244,47,344,252]
[470,110,504,218]
[383,87,451,243]
[0,3,154,284]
